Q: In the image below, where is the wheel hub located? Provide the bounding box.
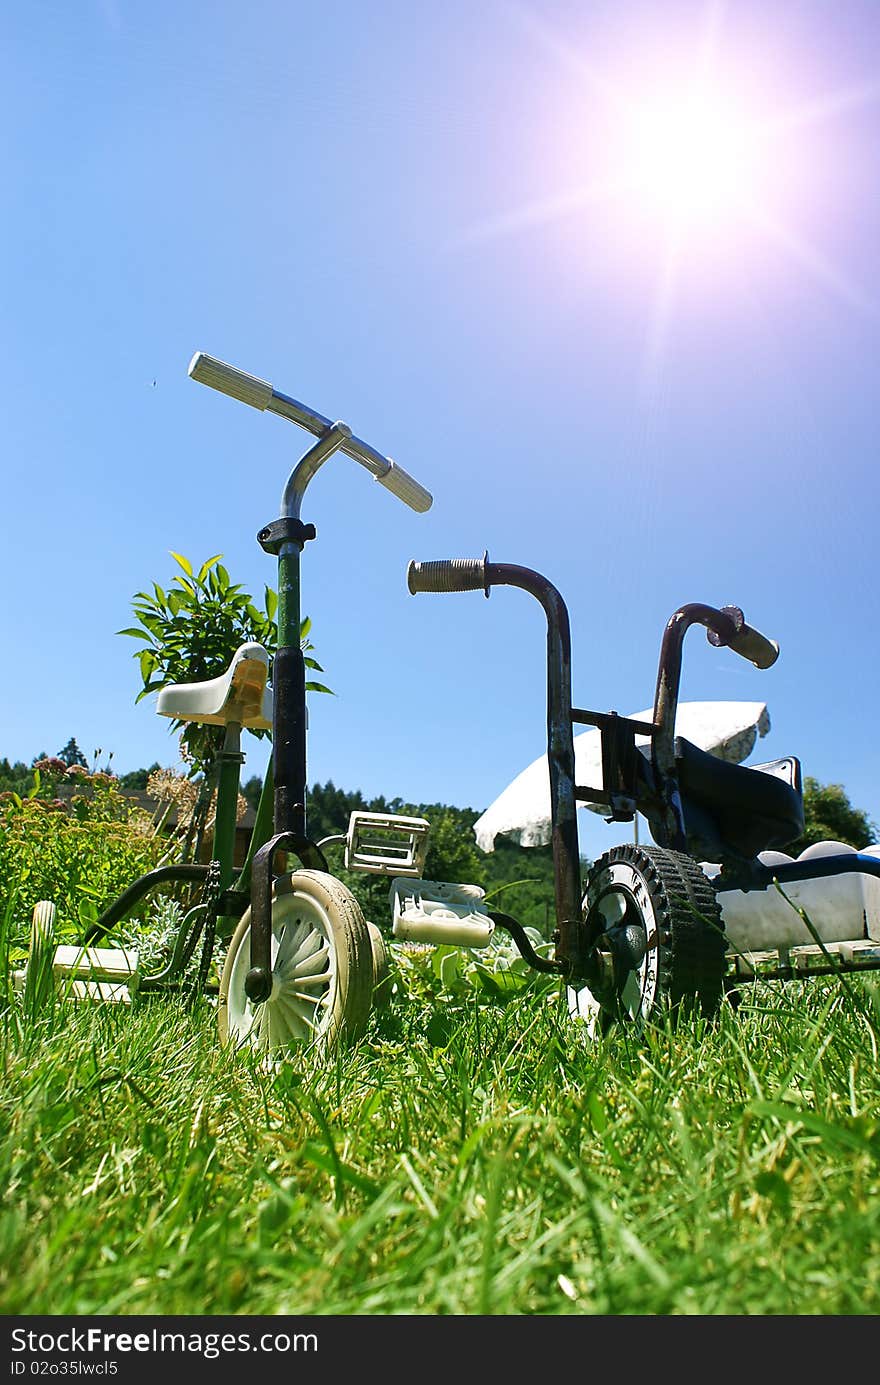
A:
[244,965,272,1004]
[584,886,649,1004]
[609,919,648,973]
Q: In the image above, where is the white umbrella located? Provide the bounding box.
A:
[473,701,771,853]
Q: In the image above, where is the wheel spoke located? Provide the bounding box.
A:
[257,1002,274,1049]
[620,968,644,1019]
[292,968,332,990]
[274,917,306,969]
[275,990,317,1038]
[287,927,329,972]
[292,980,332,1005]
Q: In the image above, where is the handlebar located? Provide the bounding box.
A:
[706,605,779,669]
[376,460,433,511]
[407,556,489,595]
[188,351,433,514]
[409,559,780,673]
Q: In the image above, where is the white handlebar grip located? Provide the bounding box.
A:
[188,352,274,411]
[376,460,433,512]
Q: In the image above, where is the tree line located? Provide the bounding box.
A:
[2,740,877,938]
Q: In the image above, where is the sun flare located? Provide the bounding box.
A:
[625,90,761,227]
[462,1,877,388]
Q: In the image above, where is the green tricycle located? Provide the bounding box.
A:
[22,352,438,1055]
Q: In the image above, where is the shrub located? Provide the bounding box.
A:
[0,771,164,943]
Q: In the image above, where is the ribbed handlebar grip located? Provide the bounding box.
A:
[708,605,780,669]
[376,461,433,513]
[188,352,274,411]
[407,557,488,595]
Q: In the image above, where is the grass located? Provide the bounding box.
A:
[2,944,880,1316]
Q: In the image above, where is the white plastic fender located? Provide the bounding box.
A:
[705,841,880,952]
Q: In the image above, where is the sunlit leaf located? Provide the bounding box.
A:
[135,680,167,703]
[197,554,223,583]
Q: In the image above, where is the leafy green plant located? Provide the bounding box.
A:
[118,552,330,777]
[790,777,879,854]
[392,929,559,1006]
[119,552,331,860]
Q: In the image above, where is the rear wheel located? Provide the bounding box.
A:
[219,870,373,1057]
[567,845,727,1036]
[25,900,57,1011]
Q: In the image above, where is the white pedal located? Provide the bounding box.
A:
[52,945,139,983]
[59,979,133,1004]
[345,811,430,878]
[15,946,138,1004]
[391,878,494,949]
[51,945,139,1002]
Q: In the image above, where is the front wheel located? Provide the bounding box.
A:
[567,844,727,1037]
[218,870,373,1057]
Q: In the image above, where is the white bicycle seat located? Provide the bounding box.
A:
[156,642,273,729]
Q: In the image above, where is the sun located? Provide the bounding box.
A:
[624,88,761,228]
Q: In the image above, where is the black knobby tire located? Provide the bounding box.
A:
[570,843,727,1032]
[657,846,728,1015]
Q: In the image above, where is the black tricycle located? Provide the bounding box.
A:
[403,553,880,1034]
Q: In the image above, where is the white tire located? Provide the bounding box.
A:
[218,870,373,1057]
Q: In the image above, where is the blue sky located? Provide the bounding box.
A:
[2,0,878,863]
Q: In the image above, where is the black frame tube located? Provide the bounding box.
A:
[82,864,210,944]
[489,912,566,974]
[483,562,584,972]
[272,643,308,841]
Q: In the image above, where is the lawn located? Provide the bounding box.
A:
[2,945,879,1316]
